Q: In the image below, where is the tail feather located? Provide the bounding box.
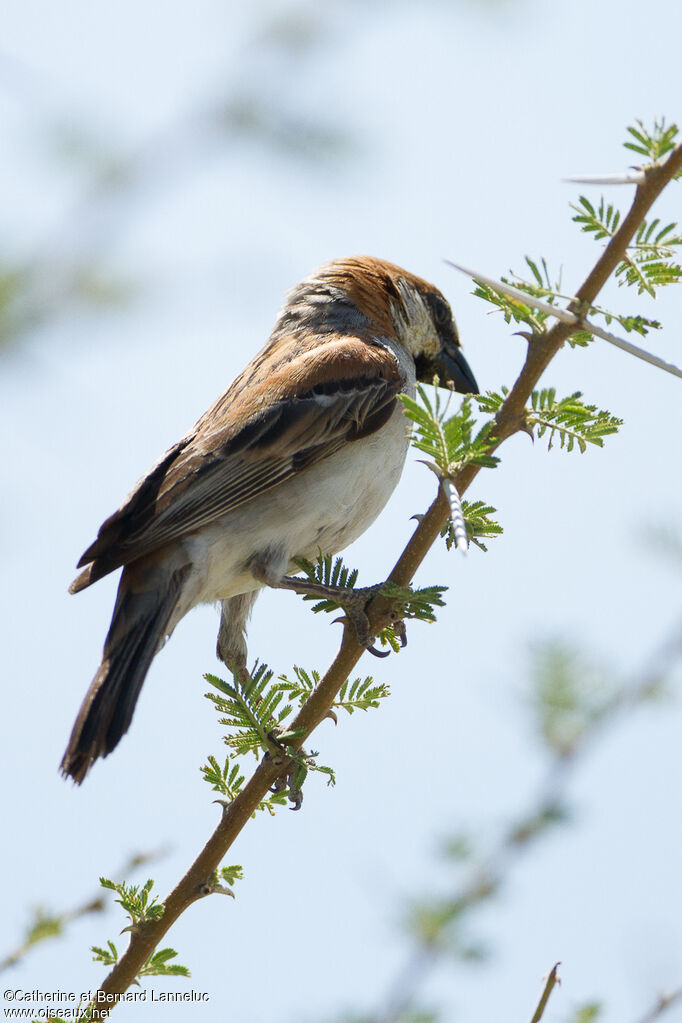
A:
[61,562,189,784]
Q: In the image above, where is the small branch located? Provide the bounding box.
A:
[529,963,561,1023]
[86,141,682,1011]
[386,142,682,599]
[0,848,164,973]
[572,147,682,308]
[634,989,682,1023]
[0,899,104,973]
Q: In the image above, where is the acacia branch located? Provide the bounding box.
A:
[634,989,682,1023]
[529,963,561,1023]
[385,143,682,594]
[88,143,682,1012]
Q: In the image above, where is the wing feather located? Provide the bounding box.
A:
[71,336,402,590]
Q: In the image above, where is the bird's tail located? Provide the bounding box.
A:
[60,559,189,784]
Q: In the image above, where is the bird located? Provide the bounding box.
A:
[61,256,478,783]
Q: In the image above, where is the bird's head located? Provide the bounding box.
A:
[281,256,479,396]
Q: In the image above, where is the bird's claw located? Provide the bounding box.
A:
[283,573,407,656]
[270,763,304,810]
[330,584,405,657]
[393,619,408,648]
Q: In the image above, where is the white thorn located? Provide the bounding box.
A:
[210,884,236,898]
[563,169,646,185]
[583,318,682,378]
[441,478,468,554]
[446,260,682,380]
[445,260,577,324]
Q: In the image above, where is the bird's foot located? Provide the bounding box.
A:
[270,763,304,811]
[278,576,407,657]
[330,584,405,658]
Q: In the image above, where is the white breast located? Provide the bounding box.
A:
[183,338,416,609]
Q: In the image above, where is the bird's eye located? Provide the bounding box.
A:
[430,294,451,327]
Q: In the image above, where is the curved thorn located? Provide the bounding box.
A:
[210,885,236,898]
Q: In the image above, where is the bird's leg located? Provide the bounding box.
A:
[249,550,405,657]
[281,577,393,657]
[254,566,401,659]
[216,591,259,681]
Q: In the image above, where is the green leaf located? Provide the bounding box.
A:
[471,256,573,336]
[526,389,622,453]
[623,118,678,162]
[334,675,391,714]
[220,864,244,887]
[23,909,63,947]
[531,643,619,757]
[609,312,661,337]
[291,554,359,612]
[475,388,506,416]
[91,940,119,968]
[277,664,319,704]
[569,1004,603,1023]
[98,878,164,927]
[441,500,503,553]
[615,253,682,296]
[204,661,292,759]
[571,195,620,240]
[572,171,682,297]
[399,387,499,477]
[139,947,190,979]
[277,666,390,714]
[201,752,288,815]
[203,658,341,811]
[380,582,446,620]
[200,755,245,797]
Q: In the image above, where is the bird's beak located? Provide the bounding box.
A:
[423,347,479,396]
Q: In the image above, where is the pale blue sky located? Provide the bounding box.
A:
[1,1,681,1021]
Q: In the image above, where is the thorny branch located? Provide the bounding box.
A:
[86,143,682,1013]
[634,989,682,1023]
[529,964,561,1023]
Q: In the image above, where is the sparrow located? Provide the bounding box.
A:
[61,256,478,783]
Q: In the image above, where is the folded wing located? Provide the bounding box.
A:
[70,335,403,592]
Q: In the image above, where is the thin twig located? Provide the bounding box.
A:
[633,989,682,1023]
[529,963,561,1023]
[0,848,165,973]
